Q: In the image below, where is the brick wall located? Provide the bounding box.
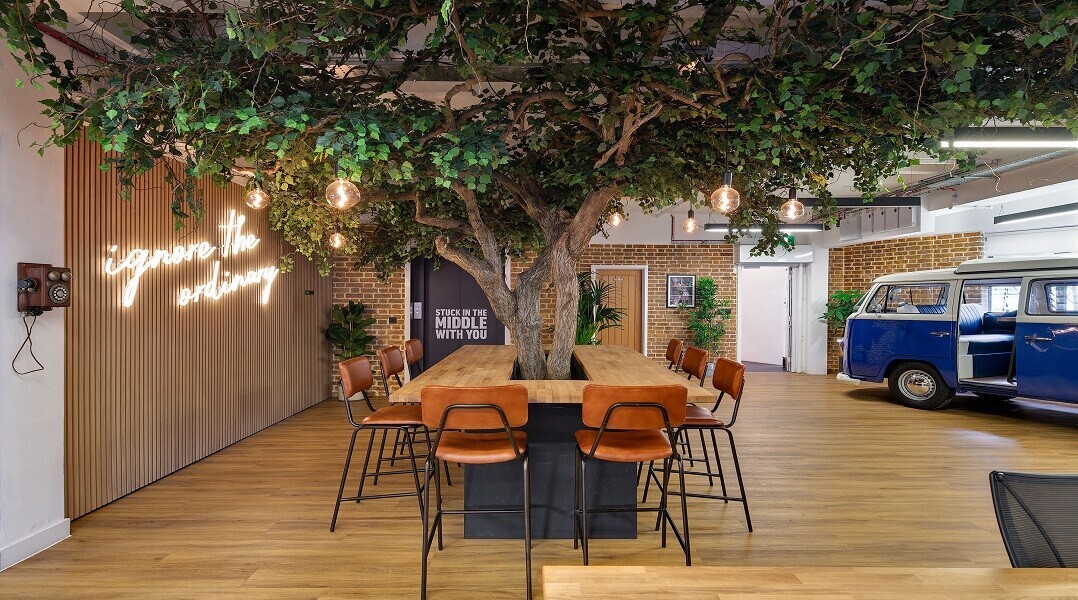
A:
[826,232,984,372]
[511,244,738,365]
[330,256,406,399]
[330,243,739,388]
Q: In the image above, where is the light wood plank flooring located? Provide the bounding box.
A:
[2,373,1076,599]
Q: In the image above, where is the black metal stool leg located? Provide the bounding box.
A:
[421,459,434,600]
[580,457,590,565]
[355,428,377,504]
[676,455,692,565]
[522,453,533,600]
[698,429,714,486]
[573,449,581,550]
[330,427,360,532]
[371,429,388,486]
[725,428,752,532]
[659,457,672,544]
[405,429,423,517]
[710,429,729,501]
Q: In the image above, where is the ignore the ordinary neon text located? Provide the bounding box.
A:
[104,210,281,308]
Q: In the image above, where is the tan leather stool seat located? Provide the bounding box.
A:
[575,429,672,463]
[361,404,424,426]
[435,431,528,464]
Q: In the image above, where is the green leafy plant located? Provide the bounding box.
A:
[325,301,376,360]
[822,290,864,330]
[681,277,730,359]
[575,273,625,345]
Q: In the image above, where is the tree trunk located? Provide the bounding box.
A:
[545,240,578,380]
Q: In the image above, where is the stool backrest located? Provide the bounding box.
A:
[991,470,1078,567]
[665,338,684,365]
[712,357,745,398]
[681,347,708,383]
[404,338,424,366]
[582,384,687,430]
[421,385,530,430]
[339,356,374,398]
[378,346,405,378]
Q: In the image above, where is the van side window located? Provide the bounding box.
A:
[961,278,1021,313]
[1028,278,1078,315]
[865,284,949,314]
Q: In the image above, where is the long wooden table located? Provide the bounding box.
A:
[542,565,1078,599]
[389,344,716,404]
[390,344,714,540]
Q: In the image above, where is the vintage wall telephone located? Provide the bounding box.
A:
[13,263,72,375]
[17,262,73,316]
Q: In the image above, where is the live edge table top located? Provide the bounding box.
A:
[388,344,716,404]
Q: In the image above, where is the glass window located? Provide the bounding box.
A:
[1028,278,1078,315]
[864,283,949,314]
[961,278,1021,312]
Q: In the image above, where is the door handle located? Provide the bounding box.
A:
[1024,335,1052,342]
[930,331,950,337]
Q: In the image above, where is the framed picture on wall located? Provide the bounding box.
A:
[667,275,696,308]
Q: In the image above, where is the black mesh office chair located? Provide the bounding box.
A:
[990,471,1078,567]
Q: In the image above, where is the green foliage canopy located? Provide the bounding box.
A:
[2,0,1075,272]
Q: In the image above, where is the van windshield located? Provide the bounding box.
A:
[865,283,949,314]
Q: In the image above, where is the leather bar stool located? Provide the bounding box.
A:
[678,357,751,531]
[649,358,752,532]
[574,384,691,566]
[420,385,532,600]
[378,344,452,486]
[404,337,424,377]
[330,356,426,532]
[378,345,407,399]
[665,338,685,371]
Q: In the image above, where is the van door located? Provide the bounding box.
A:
[846,282,956,384]
[1016,277,1078,403]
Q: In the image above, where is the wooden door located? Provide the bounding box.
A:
[594,269,643,352]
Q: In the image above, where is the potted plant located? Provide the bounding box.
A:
[822,289,864,333]
[326,301,377,397]
[575,273,625,345]
[681,276,731,374]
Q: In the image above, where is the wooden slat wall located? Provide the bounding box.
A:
[64,134,332,518]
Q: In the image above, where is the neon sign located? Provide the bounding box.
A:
[104,210,281,308]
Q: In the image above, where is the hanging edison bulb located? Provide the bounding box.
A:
[325,177,362,210]
[608,210,624,227]
[245,186,270,210]
[329,230,347,249]
[682,208,699,234]
[710,171,741,214]
[778,187,805,222]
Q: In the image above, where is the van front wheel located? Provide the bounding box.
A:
[888,363,955,410]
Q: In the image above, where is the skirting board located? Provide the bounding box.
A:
[0,519,70,571]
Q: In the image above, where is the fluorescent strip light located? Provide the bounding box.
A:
[942,140,1078,149]
[703,223,825,233]
[993,202,1078,225]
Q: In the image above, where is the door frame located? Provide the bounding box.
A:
[590,265,649,356]
[736,264,805,371]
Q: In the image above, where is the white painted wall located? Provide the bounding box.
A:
[739,266,788,365]
[0,49,70,570]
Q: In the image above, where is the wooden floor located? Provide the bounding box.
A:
[2,373,1077,599]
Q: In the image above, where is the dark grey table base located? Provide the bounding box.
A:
[463,403,637,539]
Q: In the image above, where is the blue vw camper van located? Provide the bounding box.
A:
[839,255,1078,409]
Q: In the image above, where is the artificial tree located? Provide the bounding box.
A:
[2,1,1075,378]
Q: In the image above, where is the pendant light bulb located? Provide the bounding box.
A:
[245,186,270,210]
[682,209,699,234]
[329,230,347,249]
[325,177,362,210]
[779,187,805,223]
[608,210,624,227]
[710,171,740,214]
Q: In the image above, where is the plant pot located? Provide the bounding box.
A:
[705,361,716,379]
